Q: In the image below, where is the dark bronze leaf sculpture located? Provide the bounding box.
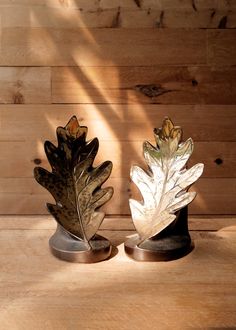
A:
[34,116,114,263]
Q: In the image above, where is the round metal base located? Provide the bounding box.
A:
[124,234,194,262]
[49,226,112,263]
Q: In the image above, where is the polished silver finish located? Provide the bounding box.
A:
[129,117,204,242]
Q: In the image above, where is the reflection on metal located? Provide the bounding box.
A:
[34,116,113,263]
[125,117,204,261]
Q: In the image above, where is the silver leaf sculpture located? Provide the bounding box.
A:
[125,117,204,261]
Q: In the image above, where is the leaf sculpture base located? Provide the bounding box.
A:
[50,226,112,263]
[125,235,193,262]
[125,207,194,261]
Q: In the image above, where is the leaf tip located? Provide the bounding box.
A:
[106,186,114,199]
[197,163,204,176]
[104,160,113,174]
[64,115,88,139]
[33,166,43,182]
[130,165,139,179]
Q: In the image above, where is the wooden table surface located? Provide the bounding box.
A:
[0,216,236,330]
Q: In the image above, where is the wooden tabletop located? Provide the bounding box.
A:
[0,216,236,330]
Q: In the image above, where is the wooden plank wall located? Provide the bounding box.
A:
[0,0,236,215]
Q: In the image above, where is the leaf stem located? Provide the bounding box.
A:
[73,172,92,250]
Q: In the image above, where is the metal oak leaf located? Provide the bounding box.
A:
[129,117,204,241]
[34,116,113,242]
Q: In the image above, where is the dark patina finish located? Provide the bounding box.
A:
[34,116,113,263]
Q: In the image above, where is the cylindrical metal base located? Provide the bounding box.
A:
[49,225,112,263]
[124,234,193,262]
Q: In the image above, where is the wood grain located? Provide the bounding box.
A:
[1,4,236,28]
[52,66,236,104]
[0,28,206,66]
[0,178,236,215]
[0,141,234,178]
[1,215,236,231]
[0,216,235,329]
[120,8,236,28]
[0,67,51,104]
[208,30,236,65]
[0,65,235,105]
[1,0,236,10]
[0,1,236,217]
[1,104,236,142]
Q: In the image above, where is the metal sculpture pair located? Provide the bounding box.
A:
[34,116,204,263]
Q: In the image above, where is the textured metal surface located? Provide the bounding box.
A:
[34,116,113,262]
[129,117,204,242]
